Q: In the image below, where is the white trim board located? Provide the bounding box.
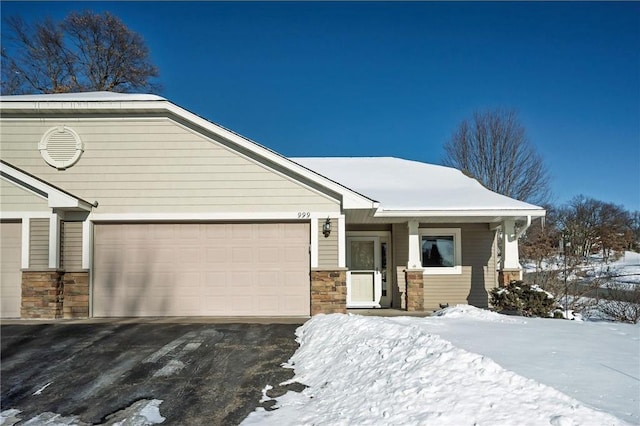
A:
[88,212,339,221]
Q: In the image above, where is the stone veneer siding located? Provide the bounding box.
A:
[20,270,90,319]
[311,269,347,315]
[406,269,425,312]
[62,271,90,319]
[21,270,64,319]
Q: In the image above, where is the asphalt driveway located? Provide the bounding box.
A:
[1,320,304,425]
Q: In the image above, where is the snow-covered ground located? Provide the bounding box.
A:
[3,307,637,426]
[524,250,640,287]
[244,307,640,426]
[590,251,640,286]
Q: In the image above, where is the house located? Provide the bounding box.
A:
[0,92,545,319]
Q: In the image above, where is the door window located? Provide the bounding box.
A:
[350,240,375,270]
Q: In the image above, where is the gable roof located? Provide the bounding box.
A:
[0,92,377,210]
[0,160,95,211]
[292,157,545,218]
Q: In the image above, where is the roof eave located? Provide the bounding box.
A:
[373,208,546,221]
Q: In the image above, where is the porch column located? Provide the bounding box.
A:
[48,213,61,269]
[21,217,30,269]
[82,220,92,270]
[407,220,421,269]
[500,219,522,285]
[338,214,346,268]
[310,217,319,268]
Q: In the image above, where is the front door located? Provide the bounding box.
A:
[346,236,387,308]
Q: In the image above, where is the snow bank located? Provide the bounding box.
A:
[243,314,630,426]
[433,303,526,322]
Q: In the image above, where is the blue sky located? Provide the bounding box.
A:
[3,1,639,211]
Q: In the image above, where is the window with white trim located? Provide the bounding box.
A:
[419,228,461,274]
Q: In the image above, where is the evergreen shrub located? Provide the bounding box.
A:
[490,280,556,317]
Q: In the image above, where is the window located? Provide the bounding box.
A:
[419,228,461,274]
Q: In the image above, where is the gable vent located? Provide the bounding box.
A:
[39,126,84,170]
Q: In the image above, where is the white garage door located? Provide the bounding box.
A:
[1,221,22,318]
[93,223,310,317]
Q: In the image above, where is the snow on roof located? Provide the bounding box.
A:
[0,91,165,102]
[291,157,544,212]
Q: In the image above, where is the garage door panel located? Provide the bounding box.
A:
[93,223,310,317]
[205,225,228,239]
[284,270,308,287]
[203,247,225,264]
[284,247,307,262]
[258,295,279,310]
[230,225,252,239]
[178,224,201,240]
[152,247,176,264]
[283,295,308,315]
[231,247,250,263]
[180,254,201,268]
[203,295,228,311]
[256,271,280,287]
[1,222,22,318]
[257,247,279,263]
[151,225,175,241]
[258,226,280,239]
[205,270,227,284]
[231,294,252,308]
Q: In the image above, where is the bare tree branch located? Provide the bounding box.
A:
[1,10,160,94]
[443,108,551,205]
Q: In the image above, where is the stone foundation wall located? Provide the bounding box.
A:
[20,270,90,319]
[62,271,90,319]
[311,269,347,315]
[21,270,64,319]
[498,269,522,286]
[406,269,424,312]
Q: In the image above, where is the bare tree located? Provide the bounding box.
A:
[599,282,640,324]
[443,108,551,205]
[558,195,633,262]
[2,11,159,94]
[520,204,562,279]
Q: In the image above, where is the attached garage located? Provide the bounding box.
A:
[1,221,22,318]
[92,222,310,317]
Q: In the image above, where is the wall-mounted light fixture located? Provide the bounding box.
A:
[322,217,332,238]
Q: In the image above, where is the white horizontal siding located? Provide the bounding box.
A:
[1,119,339,214]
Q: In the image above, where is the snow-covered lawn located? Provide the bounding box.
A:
[591,251,640,286]
[524,250,640,288]
[244,307,640,426]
